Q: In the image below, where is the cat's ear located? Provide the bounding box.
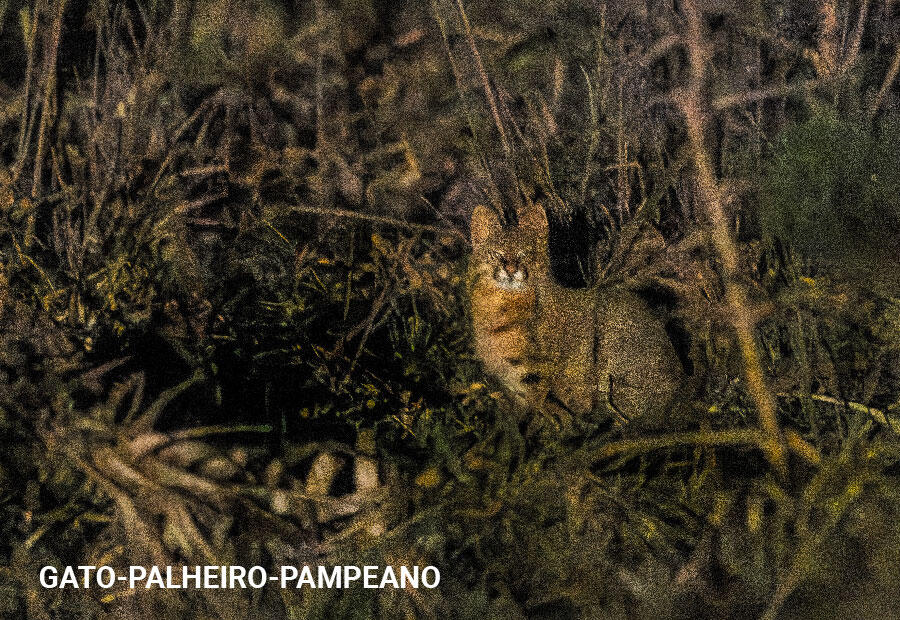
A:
[519,202,548,237]
[470,205,501,248]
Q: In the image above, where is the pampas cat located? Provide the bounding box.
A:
[468,202,683,424]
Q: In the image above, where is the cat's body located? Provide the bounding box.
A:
[468,202,684,424]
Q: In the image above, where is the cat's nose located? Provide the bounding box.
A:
[504,263,517,276]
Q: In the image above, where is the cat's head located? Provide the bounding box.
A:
[469,203,549,290]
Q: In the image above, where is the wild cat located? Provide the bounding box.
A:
[468,201,684,425]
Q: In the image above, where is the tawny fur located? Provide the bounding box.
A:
[468,202,683,423]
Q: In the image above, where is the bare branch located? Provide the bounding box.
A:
[841,0,870,71]
[713,79,818,111]
[31,0,67,198]
[871,42,900,116]
[286,203,461,237]
[453,0,511,156]
[680,0,788,477]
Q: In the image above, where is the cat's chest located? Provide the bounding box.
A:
[470,278,537,326]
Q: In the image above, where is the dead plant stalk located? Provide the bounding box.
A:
[32,0,67,198]
[680,0,788,477]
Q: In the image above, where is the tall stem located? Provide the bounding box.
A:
[680,0,787,477]
[32,0,67,198]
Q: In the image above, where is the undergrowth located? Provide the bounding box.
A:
[0,0,899,618]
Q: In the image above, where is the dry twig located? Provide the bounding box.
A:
[680,0,788,477]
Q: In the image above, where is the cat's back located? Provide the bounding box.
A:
[592,288,685,421]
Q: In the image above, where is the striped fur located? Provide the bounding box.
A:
[468,203,683,424]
